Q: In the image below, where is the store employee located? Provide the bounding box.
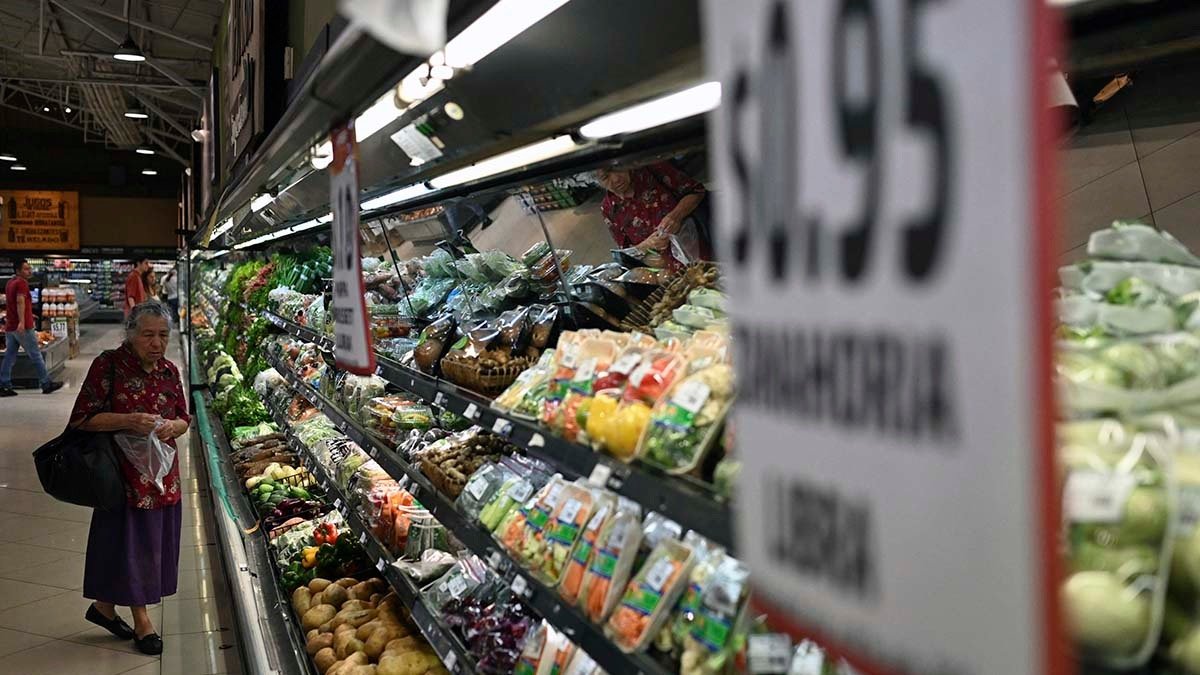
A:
[125,258,150,317]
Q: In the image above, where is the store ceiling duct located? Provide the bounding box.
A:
[428,136,581,189]
[579,81,721,138]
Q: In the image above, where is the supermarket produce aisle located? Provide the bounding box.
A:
[0,323,244,675]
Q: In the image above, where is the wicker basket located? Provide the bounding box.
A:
[440,353,537,397]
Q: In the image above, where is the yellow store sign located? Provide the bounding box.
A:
[0,190,80,250]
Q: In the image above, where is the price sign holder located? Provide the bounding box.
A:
[329,121,377,376]
[703,1,1064,674]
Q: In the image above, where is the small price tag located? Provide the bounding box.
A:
[376,558,387,572]
[464,403,479,420]
[448,575,469,599]
[375,364,383,376]
[529,433,545,448]
[558,498,582,524]
[509,481,534,503]
[359,531,368,545]
[488,550,504,570]
[572,358,597,383]
[444,652,457,672]
[510,575,528,596]
[369,447,379,459]
[435,392,446,406]
[492,418,512,436]
[466,475,489,501]
[1065,472,1137,523]
[748,634,794,674]
[611,351,642,376]
[586,505,609,532]
[587,463,612,489]
[645,556,675,592]
[338,420,348,432]
[334,498,343,510]
[673,380,712,414]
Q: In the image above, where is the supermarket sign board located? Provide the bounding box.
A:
[329,122,377,376]
[0,190,79,250]
[703,1,1062,674]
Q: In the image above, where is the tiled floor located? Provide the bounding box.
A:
[0,324,243,674]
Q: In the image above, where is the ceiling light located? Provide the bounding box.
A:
[443,0,570,69]
[114,34,146,62]
[361,184,432,211]
[11,164,26,171]
[42,106,50,113]
[136,147,155,155]
[190,129,208,142]
[0,153,16,162]
[355,93,403,144]
[429,135,580,189]
[64,106,71,114]
[142,169,158,176]
[580,81,721,138]
[124,107,149,119]
[250,193,274,212]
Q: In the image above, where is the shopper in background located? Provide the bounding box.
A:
[70,301,188,655]
[595,161,711,263]
[163,270,179,323]
[0,258,64,396]
[142,269,159,302]
[124,258,149,318]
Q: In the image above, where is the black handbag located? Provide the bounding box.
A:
[32,352,126,510]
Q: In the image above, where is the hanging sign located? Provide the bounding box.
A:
[0,190,80,250]
[329,122,377,376]
[703,1,1061,674]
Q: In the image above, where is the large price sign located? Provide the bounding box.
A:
[330,122,377,376]
[704,1,1062,674]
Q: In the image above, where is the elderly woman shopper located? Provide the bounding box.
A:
[70,301,188,655]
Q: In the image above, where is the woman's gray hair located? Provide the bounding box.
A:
[125,300,173,338]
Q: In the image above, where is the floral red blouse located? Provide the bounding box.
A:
[600,162,706,251]
[71,344,189,509]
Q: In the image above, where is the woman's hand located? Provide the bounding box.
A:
[637,230,669,252]
[126,413,160,435]
[154,419,186,441]
[657,213,682,235]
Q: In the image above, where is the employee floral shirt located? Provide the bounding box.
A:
[600,162,706,250]
[70,343,189,509]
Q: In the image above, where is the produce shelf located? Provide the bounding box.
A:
[264,398,477,675]
[262,309,735,551]
[190,380,317,675]
[266,350,677,675]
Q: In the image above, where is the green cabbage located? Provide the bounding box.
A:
[1099,342,1166,389]
[1062,571,1150,656]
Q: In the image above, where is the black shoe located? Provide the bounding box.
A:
[133,632,163,655]
[85,604,135,639]
[0,388,15,397]
[41,381,63,394]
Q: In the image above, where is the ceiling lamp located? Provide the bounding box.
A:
[41,106,50,113]
[136,147,155,155]
[124,106,149,119]
[114,34,146,62]
[64,106,72,114]
[11,164,27,171]
[0,152,16,162]
[142,169,157,176]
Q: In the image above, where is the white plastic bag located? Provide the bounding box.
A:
[114,421,177,493]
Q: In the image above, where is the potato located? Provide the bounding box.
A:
[307,629,320,642]
[380,636,421,658]
[323,583,350,608]
[336,577,359,589]
[334,623,356,635]
[331,609,376,630]
[334,631,365,660]
[310,578,333,593]
[339,599,370,613]
[364,626,392,660]
[345,667,377,675]
[329,651,368,674]
[350,579,387,600]
[368,593,383,607]
[326,661,347,675]
[302,605,338,631]
[293,587,314,615]
[355,620,383,642]
[424,667,449,675]
[313,647,337,674]
[311,591,326,607]
[307,632,335,656]
[377,650,438,675]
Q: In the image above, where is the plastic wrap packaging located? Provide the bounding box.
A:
[457,462,516,522]
[114,422,177,493]
[578,498,643,623]
[560,493,617,604]
[536,482,597,585]
[1057,333,1200,415]
[606,538,697,652]
[638,363,735,474]
[1088,222,1200,267]
[1059,419,1178,669]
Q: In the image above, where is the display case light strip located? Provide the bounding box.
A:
[579,81,721,139]
[211,217,235,239]
[443,0,571,69]
[361,184,432,211]
[429,135,580,189]
[250,193,274,212]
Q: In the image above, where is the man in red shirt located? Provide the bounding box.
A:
[125,258,150,317]
[1,258,63,395]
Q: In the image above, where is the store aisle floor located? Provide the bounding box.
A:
[0,324,243,675]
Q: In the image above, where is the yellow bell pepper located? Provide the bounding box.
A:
[301,546,319,569]
[607,402,651,460]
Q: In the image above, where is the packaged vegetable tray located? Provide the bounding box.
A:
[637,363,735,474]
[535,482,596,586]
[1059,419,1178,669]
[457,462,516,522]
[559,492,617,604]
[606,537,696,653]
[579,499,643,623]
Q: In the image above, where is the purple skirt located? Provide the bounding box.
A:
[83,501,182,606]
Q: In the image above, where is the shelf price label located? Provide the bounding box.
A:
[703,1,1061,674]
[329,121,377,376]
